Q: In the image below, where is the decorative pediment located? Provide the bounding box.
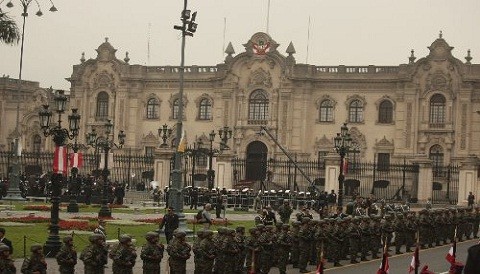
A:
[96,37,117,62]
[315,95,337,109]
[345,94,366,108]
[248,68,272,88]
[93,72,115,89]
[314,135,333,150]
[243,32,279,56]
[374,136,394,150]
[142,131,158,144]
[427,33,454,61]
[349,127,367,152]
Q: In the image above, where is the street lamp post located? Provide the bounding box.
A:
[39,90,80,257]
[334,123,352,208]
[3,0,57,201]
[158,124,173,148]
[66,138,81,213]
[207,130,216,190]
[86,120,126,218]
[170,0,197,232]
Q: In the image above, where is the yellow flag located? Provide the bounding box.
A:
[177,130,187,152]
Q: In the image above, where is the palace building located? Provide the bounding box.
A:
[2,32,480,204]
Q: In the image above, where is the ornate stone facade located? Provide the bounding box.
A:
[2,32,480,194]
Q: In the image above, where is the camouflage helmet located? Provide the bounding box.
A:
[62,235,73,243]
[196,231,205,238]
[275,221,284,228]
[282,224,290,229]
[203,230,214,237]
[292,221,301,227]
[89,234,100,243]
[248,227,257,234]
[0,244,9,252]
[301,217,311,224]
[256,224,265,230]
[145,231,159,240]
[119,234,132,244]
[175,231,187,238]
[30,244,43,252]
[235,226,245,233]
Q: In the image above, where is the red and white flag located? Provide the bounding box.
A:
[69,152,83,168]
[408,245,420,273]
[377,242,389,274]
[445,240,456,264]
[53,146,67,174]
[315,260,324,274]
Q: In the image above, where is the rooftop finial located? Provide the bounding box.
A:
[465,49,472,64]
[80,52,85,63]
[409,49,416,64]
[105,37,109,43]
[439,30,443,39]
[124,52,130,63]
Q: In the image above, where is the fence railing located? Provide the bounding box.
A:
[432,164,460,204]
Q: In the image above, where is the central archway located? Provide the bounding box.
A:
[245,141,268,181]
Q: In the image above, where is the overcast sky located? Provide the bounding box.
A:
[1,0,480,89]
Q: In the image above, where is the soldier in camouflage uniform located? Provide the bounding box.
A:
[245,227,260,274]
[358,217,370,261]
[465,209,475,240]
[193,231,205,274]
[473,207,480,238]
[277,200,293,224]
[234,226,246,274]
[56,235,77,274]
[80,234,108,274]
[212,227,226,273]
[221,228,241,273]
[289,221,301,268]
[258,225,275,274]
[166,231,191,274]
[394,214,407,254]
[346,217,361,264]
[369,216,381,259]
[110,234,137,274]
[140,231,164,274]
[297,217,312,273]
[405,213,417,252]
[196,230,216,274]
[276,224,292,274]
[21,244,47,274]
[381,215,395,251]
[0,244,15,273]
[331,219,345,266]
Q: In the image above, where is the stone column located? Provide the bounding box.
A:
[153,149,174,189]
[324,153,340,194]
[411,156,433,204]
[216,153,234,189]
[457,155,479,206]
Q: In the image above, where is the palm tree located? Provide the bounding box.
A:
[0,11,20,45]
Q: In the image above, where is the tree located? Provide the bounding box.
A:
[0,11,20,45]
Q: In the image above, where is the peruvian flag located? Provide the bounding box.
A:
[316,259,325,274]
[53,146,67,174]
[445,240,456,264]
[70,152,83,168]
[408,245,420,273]
[377,248,390,274]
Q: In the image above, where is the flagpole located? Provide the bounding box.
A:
[415,230,419,274]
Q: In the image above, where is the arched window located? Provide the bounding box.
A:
[96,92,109,118]
[429,94,446,128]
[319,100,333,122]
[146,98,159,119]
[198,98,212,120]
[378,100,393,124]
[429,145,444,176]
[248,90,269,123]
[349,99,363,123]
[33,134,41,153]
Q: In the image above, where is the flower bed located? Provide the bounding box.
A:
[133,218,161,224]
[22,205,51,211]
[70,216,116,221]
[58,220,96,231]
[90,204,129,209]
[0,216,50,223]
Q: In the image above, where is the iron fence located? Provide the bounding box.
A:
[344,161,419,202]
[0,150,155,189]
[431,163,459,205]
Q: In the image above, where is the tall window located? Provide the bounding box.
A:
[319,100,334,122]
[33,134,41,153]
[96,92,109,118]
[349,99,364,123]
[377,153,390,171]
[429,145,444,176]
[146,98,159,119]
[145,146,155,157]
[248,90,269,122]
[378,100,393,124]
[172,98,180,120]
[198,98,212,120]
[429,94,446,128]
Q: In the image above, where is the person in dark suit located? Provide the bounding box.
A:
[0,227,13,254]
[159,207,179,244]
[464,242,480,274]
